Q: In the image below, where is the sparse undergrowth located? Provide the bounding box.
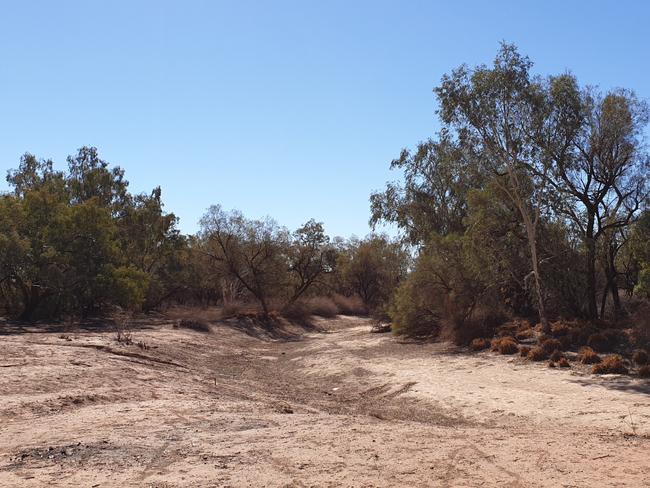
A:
[592,355,628,375]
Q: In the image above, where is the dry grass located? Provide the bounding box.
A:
[639,365,650,378]
[587,330,623,353]
[470,338,491,351]
[549,350,564,362]
[491,337,518,355]
[550,321,569,337]
[527,347,547,361]
[558,357,570,368]
[519,345,532,357]
[632,349,648,366]
[578,347,601,365]
[592,355,628,375]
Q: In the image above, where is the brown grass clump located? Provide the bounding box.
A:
[549,350,564,362]
[632,349,648,366]
[578,346,601,365]
[558,357,570,368]
[176,319,211,333]
[470,338,491,351]
[491,337,518,355]
[548,361,556,368]
[638,365,650,378]
[592,355,628,375]
[519,345,532,357]
[527,346,547,361]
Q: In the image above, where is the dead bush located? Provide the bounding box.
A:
[592,355,628,375]
[305,296,340,318]
[633,349,649,366]
[491,337,518,355]
[578,346,601,365]
[639,365,650,378]
[558,357,570,368]
[549,349,564,362]
[527,347,547,361]
[331,294,368,316]
[550,321,570,336]
[470,338,491,351]
[177,319,211,333]
[519,345,531,357]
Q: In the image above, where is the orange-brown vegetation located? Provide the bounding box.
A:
[592,355,628,375]
[578,347,601,365]
[491,337,518,355]
[470,338,491,351]
[527,347,547,361]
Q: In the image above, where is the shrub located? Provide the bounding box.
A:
[470,338,491,351]
[491,337,518,355]
[592,355,628,375]
[527,347,547,361]
[548,361,556,368]
[632,349,648,366]
[331,294,368,316]
[519,345,531,357]
[305,297,340,318]
[578,347,601,365]
[539,337,563,355]
[281,301,312,323]
[549,350,564,362]
[639,365,650,378]
[558,357,570,368]
[177,319,211,332]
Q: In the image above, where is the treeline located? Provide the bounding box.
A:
[0,150,408,320]
[372,44,650,340]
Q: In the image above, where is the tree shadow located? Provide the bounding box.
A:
[568,374,650,395]
[0,317,160,336]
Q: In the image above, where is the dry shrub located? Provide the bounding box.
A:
[177,319,211,333]
[281,301,312,323]
[470,338,491,351]
[633,349,649,366]
[549,349,564,362]
[331,294,367,316]
[639,365,650,378]
[539,337,563,355]
[558,357,570,368]
[592,355,628,375]
[527,346,547,361]
[578,346,601,365]
[305,296,340,318]
[519,345,531,357]
[548,361,556,368]
[495,337,518,355]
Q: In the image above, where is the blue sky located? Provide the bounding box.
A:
[1,1,648,237]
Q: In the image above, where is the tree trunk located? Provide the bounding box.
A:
[585,225,598,320]
[521,208,550,333]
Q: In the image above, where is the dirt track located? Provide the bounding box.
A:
[1,316,649,487]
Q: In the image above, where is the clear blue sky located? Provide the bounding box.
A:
[1,1,648,237]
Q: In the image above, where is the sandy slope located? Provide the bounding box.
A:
[0,316,649,487]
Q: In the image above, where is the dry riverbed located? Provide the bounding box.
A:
[1,315,649,487]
